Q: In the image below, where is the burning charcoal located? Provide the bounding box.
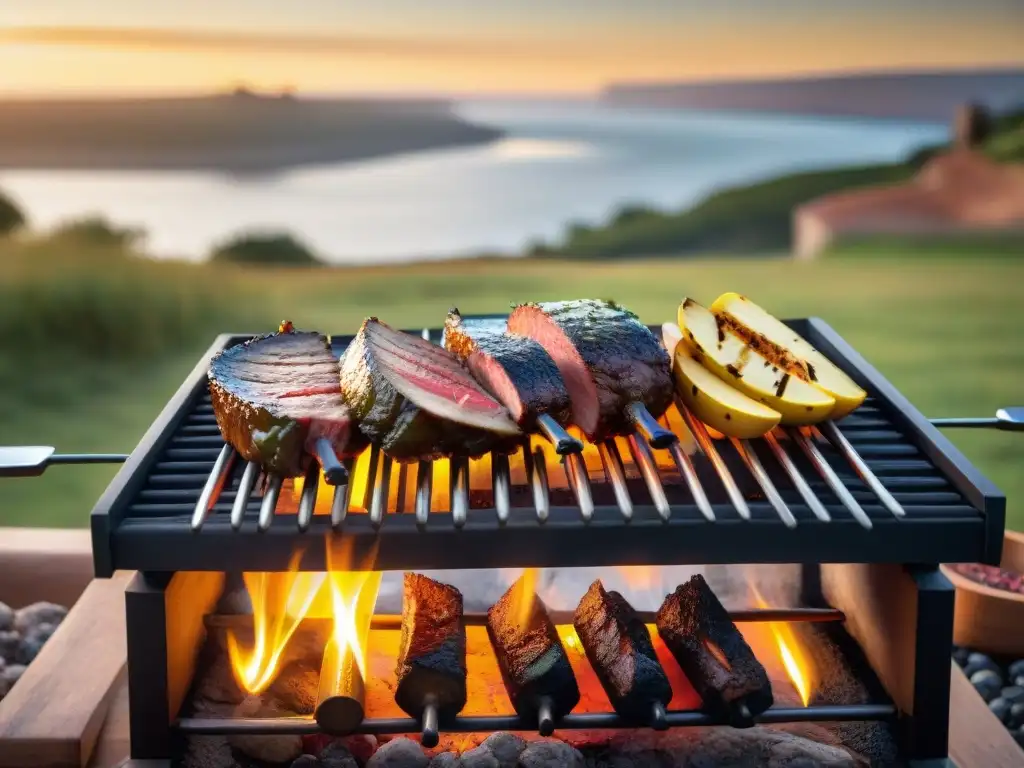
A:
[459,745,499,768]
[1010,659,1024,680]
[962,652,1001,681]
[655,574,773,723]
[1009,702,1024,729]
[1002,686,1024,705]
[365,737,428,768]
[990,697,1012,724]
[1,664,25,691]
[0,602,13,631]
[572,579,672,724]
[318,741,359,768]
[516,740,585,768]
[952,645,971,667]
[268,658,320,715]
[228,694,304,764]
[13,602,67,634]
[394,573,468,736]
[479,732,527,768]
[427,753,459,768]
[486,574,580,730]
[15,622,57,665]
[0,631,19,661]
[970,669,1003,702]
[291,757,322,768]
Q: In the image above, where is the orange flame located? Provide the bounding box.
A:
[325,540,381,681]
[751,585,814,707]
[227,550,326,694]
[511,568,540,628]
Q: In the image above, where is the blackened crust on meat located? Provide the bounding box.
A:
[654,574,773,719]
[507,299,673,441]
[340,318,520,462]
[395,573,468,721]
[486,576,580,722]
[573,580,672,721]
[444,309,572,429]
[208,326,363,477]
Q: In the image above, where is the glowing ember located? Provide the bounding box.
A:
[559,625,584,656]
[227,551,326,694]
[751,585,814,707]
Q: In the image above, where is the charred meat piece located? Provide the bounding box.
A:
[655,574,773,723]
[507,300,673,442]
[340,318,521,462]
[444,308,572,430]
[573,580,672,722]
[208,322,362,479]
[395,573,468,722]
[486,574,580,724]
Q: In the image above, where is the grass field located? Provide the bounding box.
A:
[2,240,1022,535]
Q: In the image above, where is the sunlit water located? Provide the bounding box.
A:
[0,100,947,264]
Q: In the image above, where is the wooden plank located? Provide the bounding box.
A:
[0,527,94,608]
[0,572,133,768]
[949,660,1024,768]
[87,671,129,768]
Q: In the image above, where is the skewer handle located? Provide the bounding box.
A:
[537,696,555,736]
[536,414,583,455]
[420,698,439,748]
[314,438,349,485]
[650,700,668,731]
[626,403,677,449]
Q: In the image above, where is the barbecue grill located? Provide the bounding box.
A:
[2,313,1017,767]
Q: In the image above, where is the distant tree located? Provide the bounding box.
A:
[0,189,27,236]
[49,216,146,251]
[209,232,322,266]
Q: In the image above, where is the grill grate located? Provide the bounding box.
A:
[90,318,1005,575]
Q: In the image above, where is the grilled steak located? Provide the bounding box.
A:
[486,573,580,723]
[573,580,672,722]
[444,308,572,430]
[655,574,773,723]
[208,322,361,479]
[340,318,521,462]
[507,300,673,441]
[394,573,468,723]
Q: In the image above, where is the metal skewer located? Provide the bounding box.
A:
[626,402,678,449]
[536,414,584,455]
[679,405,750,520]
[230,461,261,530]
[598,440,634,519]
[190,445,235,531]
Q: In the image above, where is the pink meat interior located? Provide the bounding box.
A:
[467,351,525,424]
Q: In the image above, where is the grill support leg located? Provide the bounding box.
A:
[811,562,954,765]
[126,570,225,761]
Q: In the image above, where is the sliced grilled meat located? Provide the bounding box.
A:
[573,580,672,722]
[486,574,580,724]
[444,308,572,430]
[655,574,773,723]
[340,318,521,462]
[507,299,673,442]
[208,322,361,479]
[394,573,468,723]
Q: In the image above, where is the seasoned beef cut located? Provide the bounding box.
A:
[507,299,673,441]
[394,573,468,722]
[655,574,773,723]
[340,318,521,462]
[573,580,672,722]
[486,574,580,723]
[208,322,361,479]
[444,308,572,430]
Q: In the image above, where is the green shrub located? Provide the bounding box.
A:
[48,215,146,251]
[0,190,26,236]
[210,232,321,266]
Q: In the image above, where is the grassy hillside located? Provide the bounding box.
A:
[2,239,1022,534]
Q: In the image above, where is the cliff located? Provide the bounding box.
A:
[0,93,502,174]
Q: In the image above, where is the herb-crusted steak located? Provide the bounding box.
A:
[208,322,359,478]
[443,308,572,430]
[507,299,673,441]
[340,318,521,462]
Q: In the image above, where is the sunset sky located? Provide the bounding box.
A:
[1,0,1022,96]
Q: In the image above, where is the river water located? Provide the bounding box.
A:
[0,100,948,264]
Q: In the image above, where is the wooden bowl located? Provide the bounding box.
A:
[942,531,1024,658]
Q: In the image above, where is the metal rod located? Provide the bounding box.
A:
[330,463,354,529]
[565,452,595,522]
[314,438,349,486]
[415,459,433,529]
[450,456,470,529]
[176,703,894,737]
[763,432,831,523]
[190,445,235,531]
[627,434,671,521]
[257,474,284,532]
[357,607,845,630]
[599,440,633,520]
[314,635,366,735]
[362,446,381,512]
[787,428,873,530]
[420,699,440,748]
[492,452,511,525]
[523,445,550,523]
[679,405,750,520]
[732,439,797,529]
[47,453,129,465]
[536,414,584,455]
[651,701,668,731]
[930,407,1024,430]
[297,462,321,532]
[668,441,715,522]
[818,421,905,519]
[369,455,392,529]
[394,462,409,515]
[537,696,555,737]
[626,402,678,449]
[230,461,260,530]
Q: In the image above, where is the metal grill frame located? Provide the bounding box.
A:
[90,317,1006,577]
